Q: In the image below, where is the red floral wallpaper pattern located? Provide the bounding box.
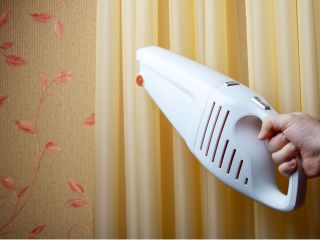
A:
[0,1,96,238]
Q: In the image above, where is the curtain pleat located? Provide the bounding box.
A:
[225,1,254,238]
[135,0,162,238]
[203,0,229,238]
[158,0,176,238]
[297,0,319,118]
[169,1,203,238]
[96,0,320,238]
[121,0,139,237]
[95,0,125,238]
[274,0,301,113]
[245,0,278,106]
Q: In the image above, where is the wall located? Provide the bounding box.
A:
[0,0,96,238]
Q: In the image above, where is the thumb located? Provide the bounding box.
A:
[258,114,290,140]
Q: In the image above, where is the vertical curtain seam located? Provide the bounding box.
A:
[195,1,207,237]
[271,0,280,110]
[236,0,243,83]
[118,0,127,237]
[246,0,256,90]
[224,1,229,75]
[296,0,303,112]
[311,0,320,105]
[236,0,249,85]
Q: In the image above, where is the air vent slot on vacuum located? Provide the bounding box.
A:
[212,110,229,162]
[235,160,244,179]
[198,103,249,186]
[219,140,229,168]
[244,178,248,185]
[200,102,215,150]
[227,149,236,174]
[206,106,222,156]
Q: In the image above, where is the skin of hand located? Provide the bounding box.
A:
[258,112,320,178]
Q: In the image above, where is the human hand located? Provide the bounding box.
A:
[258,112,320,178]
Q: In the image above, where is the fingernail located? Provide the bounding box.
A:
[288,159,297,168]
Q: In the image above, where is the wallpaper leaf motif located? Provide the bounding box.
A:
[0,96,8,106]
[14,120,36,134]
[0,9,10,28]
[82,113,95,126]
[0,42,14,50]
[29,225,46,235]
[65,179,93,238]
[5,55,27,67]
[66,198,87,208]
[45,141,61,152]
[54,70,74,84]
[66,178,85,193]
[0,177,16,193]
[27,224,46,239]
[30,13,54,23]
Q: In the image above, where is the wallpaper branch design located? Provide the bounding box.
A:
[82,113,95,126]
[0,9,27,67]
[0,96,8,106]
[0,2,95,237]
[30,0,65,37]
[0,9,10,27]
[0,71,74,238]
[65,178,94,238]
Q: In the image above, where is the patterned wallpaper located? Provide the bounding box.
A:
[0,1,96,238]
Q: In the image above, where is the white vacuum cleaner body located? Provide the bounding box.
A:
[136,46,306,212]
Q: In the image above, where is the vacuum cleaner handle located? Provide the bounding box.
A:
[256,109,307,211]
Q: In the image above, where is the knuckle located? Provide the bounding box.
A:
[278,164,291,177]
[262,118,272,129]
[281,133,288,143]
[267,138,275,151]
[272,152,281,164]
[268,133,287,152]
[278,167,288,177]
[286,115,295,124]
[271,152,277,160]
[288,143,298,154]
[302,160,320,178]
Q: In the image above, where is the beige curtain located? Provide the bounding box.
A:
[95,0,320,238]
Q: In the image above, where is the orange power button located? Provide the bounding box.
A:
[136,75,144,87]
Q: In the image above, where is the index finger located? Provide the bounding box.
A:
[258,114,291,140]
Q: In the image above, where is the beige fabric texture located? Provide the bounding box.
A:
[0,0,96,238]
[96,0,320,238]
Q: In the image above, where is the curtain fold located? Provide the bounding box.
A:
[135,0,162,238]
[169,1,203,238]
[96,0,320,238]
[95,0,125,238]
[121,0,138,237]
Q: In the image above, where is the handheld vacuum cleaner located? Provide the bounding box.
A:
[136,46,306,212]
